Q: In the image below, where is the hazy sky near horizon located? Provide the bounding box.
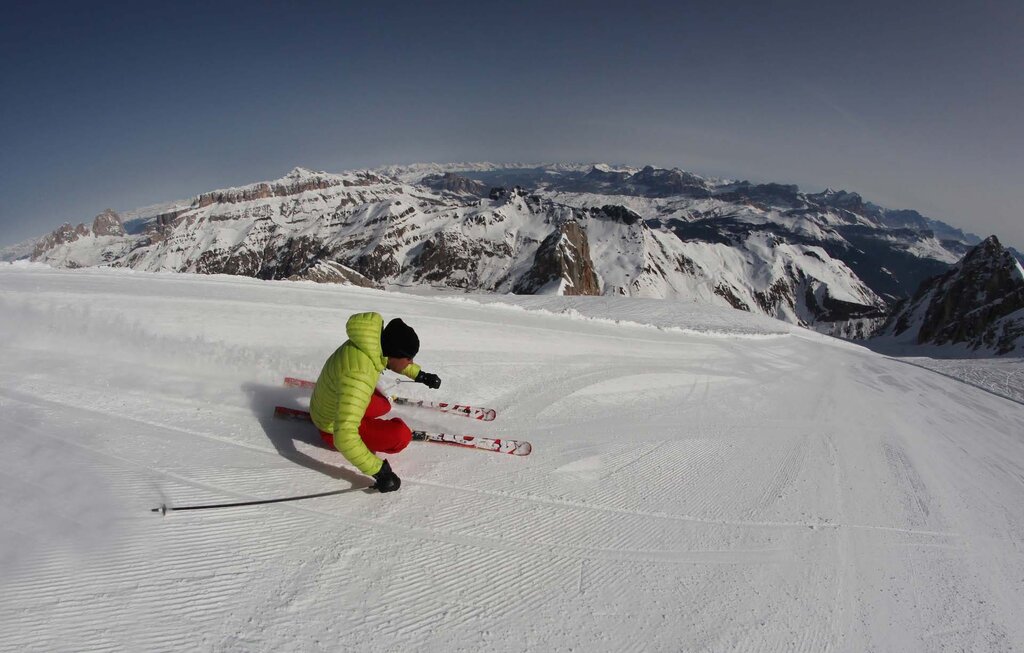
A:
[2,0,1022,249]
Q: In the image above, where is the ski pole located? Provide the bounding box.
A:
[152,485,373,515]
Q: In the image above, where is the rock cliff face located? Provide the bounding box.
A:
[25,163,994,333]
[193,167,381,207]
[32,224,84,259]
[91,209,125,236]
[877,236,1024,354]
[514,220,600,295]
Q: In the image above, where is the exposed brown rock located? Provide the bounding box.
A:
[91,209,125,236]
[514,220,600,295]
[411,231,512,288]
[193,170,388,208]
[753,278,795,317]
[32,223,81,259]
[714,283,750,311]
[287,260,379,287]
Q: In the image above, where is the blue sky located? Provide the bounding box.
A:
[1,0,1021,248]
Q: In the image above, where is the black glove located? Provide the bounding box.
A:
[373,459,401,493]
[415,371,441,389]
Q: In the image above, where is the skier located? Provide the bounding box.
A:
[309,312,441,493]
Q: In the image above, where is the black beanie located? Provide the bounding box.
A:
[381,318,420,358]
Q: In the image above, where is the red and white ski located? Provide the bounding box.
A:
[273,405,530,456]
[391,396,496,421]
[411,430,532,456]
[283,376,497,421]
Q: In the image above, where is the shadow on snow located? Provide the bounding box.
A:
[241,381,371,488]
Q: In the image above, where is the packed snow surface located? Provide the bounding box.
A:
[2,264,1024,652]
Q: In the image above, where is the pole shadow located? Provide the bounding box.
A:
[241,381,371,487]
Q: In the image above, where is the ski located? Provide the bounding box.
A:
[283,376,497,421]
[390,396,497,421]
[273,406,531,456]
[412,430,532,456]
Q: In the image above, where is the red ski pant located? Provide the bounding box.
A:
[319,389,412,454]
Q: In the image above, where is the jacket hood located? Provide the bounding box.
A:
[345,312,385,362]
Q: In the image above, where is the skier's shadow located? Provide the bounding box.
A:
[241,382,368,486]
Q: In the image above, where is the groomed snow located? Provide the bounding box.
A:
[2,264,1024,651]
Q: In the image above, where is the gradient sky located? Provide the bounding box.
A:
[2,0,1022,249]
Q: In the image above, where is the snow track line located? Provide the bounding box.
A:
[747,432,810,520]
[823,430,856,651]
[600,441,668,481]
[410,478,964,540]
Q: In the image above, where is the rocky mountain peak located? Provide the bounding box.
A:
[31,210,125,259]
[92,209,125,237]
[808,188,865,213]
[879,235,1024,354]
[585,165,631,184]
[285,166,319,180]
[596,205,643,226]
[961,235,1005,266]
[488,186,524,202]
[628,166,710,197]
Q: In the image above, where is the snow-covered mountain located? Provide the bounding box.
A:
[21,162,987,330]
[875,235,1024,354]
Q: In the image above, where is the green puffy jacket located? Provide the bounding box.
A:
[309,312,421,475]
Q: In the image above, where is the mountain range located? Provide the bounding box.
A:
[10,162,1023,353]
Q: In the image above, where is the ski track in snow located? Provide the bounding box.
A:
[2,265,1024,652]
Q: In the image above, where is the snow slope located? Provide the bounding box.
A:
[2,263,1024,652]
